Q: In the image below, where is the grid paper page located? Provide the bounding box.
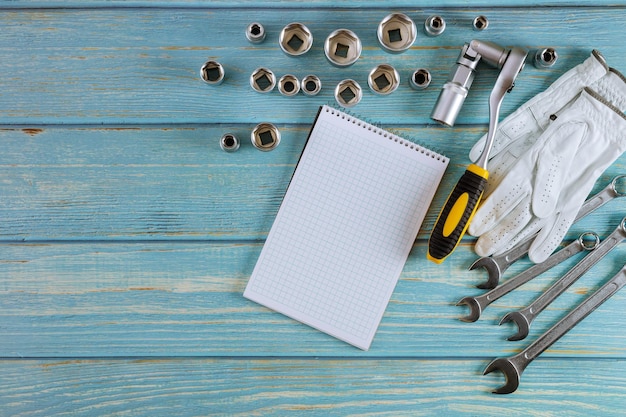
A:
[244,105,449,350]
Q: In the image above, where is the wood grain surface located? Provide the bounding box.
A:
[1,2,626,415]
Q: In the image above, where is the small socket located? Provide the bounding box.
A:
[220,133,240,152]
[424,15,446,37]
[410,68,431,89]
[279,23,313,56]
[377,13,417,53]
[301,74,322,96]
[251,123,281,151]
[472,15,489,31]
[534,48,558,68]
[246,22,266,43]
[334,79,362,107]
[368,64,400,95]
[324,29,362,67]
[278,74,300,96]
[250,67,276,93]
[200,60,225,85]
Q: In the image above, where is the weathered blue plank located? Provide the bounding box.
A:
[1,241,624,357]
[0,8,624,124]
[1,358,626,416]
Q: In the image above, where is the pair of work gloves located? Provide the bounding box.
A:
[468,50,626,263]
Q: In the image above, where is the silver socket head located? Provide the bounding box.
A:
[246,22,266,43]
[301,74,322,96]
[278,74,300,96]
[472,15,489,31]
[220,133,240,152]
[376,13,417,53]
[424,15,446,37]
[200,60,225,85]
[324,29,362,67]
[250,67,276,93]
[334,79,362,107]
[534,48,558,68]
[251,123,281,151]
[279,23,313,56]
[368,64,400,95]
[410,68,431,90]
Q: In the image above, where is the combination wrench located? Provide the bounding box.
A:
[470,175,626,289]
[457,231,600,322]
[500,217,626,341]
[484,264,626,394]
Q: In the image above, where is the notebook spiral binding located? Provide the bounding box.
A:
[324,103,448,163]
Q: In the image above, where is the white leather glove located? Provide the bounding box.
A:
[469,88,626,263]
[469,50,611,196]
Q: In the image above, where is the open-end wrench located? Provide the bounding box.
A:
[500,217,626,341]
[484,264,626,394]
[470,175,626,290]
[457,231,600,322]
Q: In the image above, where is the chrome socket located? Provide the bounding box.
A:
[472,15,489,31]
[250,67,276,93]
[424,15,446,37]
[246,22,266,44]
[334,79,362,107]
[377,13,417,53]
[220,133,240,152]
[278,74,300,96]
[368,64,400,95]
[200,60,225,85]
[279,23,313,56]
[534,48,558,68]
[251,123,281,151]
[324,29,362,67]
[409,68,432,90]
[301,74,322,96]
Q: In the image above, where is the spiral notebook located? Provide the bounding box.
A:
[244,105,449,350]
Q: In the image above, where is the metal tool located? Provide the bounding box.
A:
[428,40,528,263]
[472,16,489,31]
[500,217,626,341]
[324,29,362,67]
[250,67,276,93]
[251,123,281,151]
[470,175,626,289]
[377,13,417,53]
[220,133,240,152]
[278,74,300,96]
[458,232,599,322]
[334,79,362,107]
[200,60,225,85]
[279,23,313,56]
[301,75,321,96]
[424,15,446,37]
[409,68,431,90]
[368,64,400,95]
[485,264,626,394]
[246,22,266,44]
[534,47,558,68]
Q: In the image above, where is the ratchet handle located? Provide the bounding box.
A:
[428,164,488,264]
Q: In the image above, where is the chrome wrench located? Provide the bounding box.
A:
[470,175,626,289]
[457,232,600,322]
[484,264,626,394]
[500,217,626,341]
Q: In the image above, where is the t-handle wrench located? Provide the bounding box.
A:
[457,232,600,322]
[484,264,626,394]
[470,175,626,289]
[500,217,626,341]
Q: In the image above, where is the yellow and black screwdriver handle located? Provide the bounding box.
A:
[427,163,488,264]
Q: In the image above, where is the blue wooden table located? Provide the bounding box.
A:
[1,1,626,415]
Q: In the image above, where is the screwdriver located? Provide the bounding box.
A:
[427,42,527,263]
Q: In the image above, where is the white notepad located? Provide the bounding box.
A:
[244,105,449,350]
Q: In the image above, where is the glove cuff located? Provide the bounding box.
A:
[589,68,626,113]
